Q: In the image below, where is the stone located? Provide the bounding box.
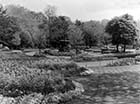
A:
[2,46,10,51]
[94,97,102,102]
[0,44,3,48]
[103,96,114,102]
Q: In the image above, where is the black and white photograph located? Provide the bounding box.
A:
[0,0,140,103]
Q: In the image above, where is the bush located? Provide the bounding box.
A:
[30,61,87,77]
[72,53,117,62]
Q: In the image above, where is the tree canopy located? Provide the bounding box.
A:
[67,24,83,47]
[0,4,140,52]
[49,16,70,51]
[105,14,139,52]
[0,5,21,48]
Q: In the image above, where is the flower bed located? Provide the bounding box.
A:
[0,80,84,104]
[0,53,85,104]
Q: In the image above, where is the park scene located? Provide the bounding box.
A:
[0,0,140,104]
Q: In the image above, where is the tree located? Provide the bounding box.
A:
[99,33,111,46]
[82,21,105,47]
[49,16,70,51]
[105,14,138,52]
[44,5,56,18]
[83,31,96,47]
[44,5,56,47]
[6,5,47,48]
[75,19,82,27]
[19,31,34,48]
[67,24,83,48]
[0,5,21,49]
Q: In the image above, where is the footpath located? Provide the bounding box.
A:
[87,64,140,74]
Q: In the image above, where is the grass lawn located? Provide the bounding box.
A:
[68,72,140,104]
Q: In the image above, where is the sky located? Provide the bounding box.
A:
[1,0,140,21]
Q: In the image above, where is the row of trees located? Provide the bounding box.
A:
[0,4,110,50]
[0,4,139,52]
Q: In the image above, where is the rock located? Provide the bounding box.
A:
[132,83,140,89]
[126,95,134,99]
[103,96,114,102]
[72,81,84,92]
[80,68,95,75]
[2,46,10,51]
[0,44,3,48]
[94,97,102,102]
[80,95,91,99]
[122,87,129,90]
[11,50,22,54]
[24,52,36,56]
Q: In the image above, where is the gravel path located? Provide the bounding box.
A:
[87,65,140,74]
[76,60,116,67]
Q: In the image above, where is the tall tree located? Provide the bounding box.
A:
[0,5,21,48]
[82,20,104,47]
[19,31,34,48]
[49,16,70,51]
[44,4,56,47]
[105,14,138,52]
[67,24,83,48]
[6,5,47,48]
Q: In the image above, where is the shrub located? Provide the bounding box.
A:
[31,61,87,77]
[72,53,117,62]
